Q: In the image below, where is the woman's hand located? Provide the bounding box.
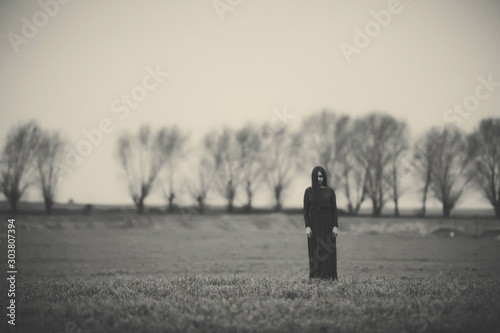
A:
[332,226,339,238]
[305,227,312,238]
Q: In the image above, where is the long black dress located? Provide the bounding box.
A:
[303,186,338,279]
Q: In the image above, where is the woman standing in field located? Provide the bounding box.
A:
[303,166,339,279]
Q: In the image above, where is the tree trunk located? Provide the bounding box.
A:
[494,202,500,219]
[347,203,354,215]
[44,196,53,214]
[392,165,399,217]
[226,180,235,213]
[421,178,430,217]
[372,206,382,217]
[274,184,282,211]
[136,198,145,214]
[196,195,205,214]
[274,194,282,211]
[167,192,175,212]
[246,180,252,213]
[227,200,234,213]
[9,198,18,214]
[443,203,451,218]
[344,171,354,215]
[394,197,399,217]
[371,185,384,216]
[353,202,362,215]
[372,198,382,216]
[246,197,252,213]
[421,190,428,217]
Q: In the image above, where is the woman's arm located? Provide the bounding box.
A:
[303,187,310,228]
[330,188,338,228]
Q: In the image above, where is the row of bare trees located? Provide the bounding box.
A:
[298,112,409,217]
[115,122,302,215]
[305,113,499,218]
[200,124,301,213]
[1,113,499,218]
[114,112,499,218]
[0,121,65,214]
[413,120,500,218]
[117,126,187,214]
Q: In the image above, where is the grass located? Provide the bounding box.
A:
[1,213,500,332]
[5,275,500,333]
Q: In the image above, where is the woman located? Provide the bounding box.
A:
[303,166,339,279]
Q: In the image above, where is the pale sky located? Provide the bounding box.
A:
[1,0,499,211]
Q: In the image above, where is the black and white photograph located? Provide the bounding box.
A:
[1,0,500,332]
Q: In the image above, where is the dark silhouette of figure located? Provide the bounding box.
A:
[303,166,339,279]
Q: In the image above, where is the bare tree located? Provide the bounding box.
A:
[34,130,65,214]
[235,123,264,212]
[117,125,171,214]
[299,110,349,184]
[260,126,300,211]
[337,118,367,215]
[413,128,443,216]
[352,113,404,216]
[204,127,241,213]
[299,110,372,215]
[159,126,188,212]
[467,118,500,219]
[430,126,472,218]
[384,121,409,216]
[185,155,212,213]
[342,155,368,215]
[0,121,40,213]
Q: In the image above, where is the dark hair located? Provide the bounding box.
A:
[311,166,327,205]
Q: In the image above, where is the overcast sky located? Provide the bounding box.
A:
[1,0,499,211]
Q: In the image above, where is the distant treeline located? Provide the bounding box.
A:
[1,111,499,218]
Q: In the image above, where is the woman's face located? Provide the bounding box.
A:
[317,171,324,185]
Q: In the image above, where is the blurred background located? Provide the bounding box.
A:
[1,0,499,217]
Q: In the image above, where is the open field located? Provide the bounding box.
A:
[1,213,500,332]
[2,199,500,218]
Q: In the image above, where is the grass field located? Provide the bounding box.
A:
[1,213,500,332]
